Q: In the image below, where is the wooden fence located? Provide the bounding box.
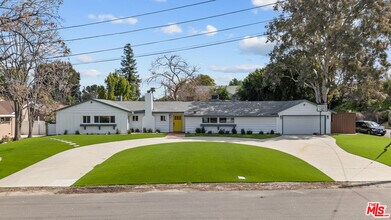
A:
[331,112,356,134]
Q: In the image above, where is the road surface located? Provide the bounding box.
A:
[1,186,390,219]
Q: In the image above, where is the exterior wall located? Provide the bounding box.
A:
[235,117,277,133]
[154,113,170,132]
[56,100,129,134]
[277,101,331,134]
[129,114,143,132]
[185,117,202,133]
[184,116,277,134]
[0,117,14,138]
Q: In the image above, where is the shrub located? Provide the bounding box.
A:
[130,128,134,133]
[143,128,147,133]
[232,128,237,134]
[135,128,140,133]
[156,129,161,133]
[218,129,225,134]
[270,130,275,135]
[147,128,153,133]
[195,128,202,134]
[64,130,68,135]
[246,130,253,134]
[107,132,111,135]
[259,131,264,135]
[225,130,230,134]
[201,127,206,134]
[240,129,245,135]
[127,129,132,134]
[116,129,120,134]
[1,136,12,144]
[207,131,212,134]
[75,130,80,135]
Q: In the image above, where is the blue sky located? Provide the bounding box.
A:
[59,0,278,96]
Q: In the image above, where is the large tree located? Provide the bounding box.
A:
[120,43,140,100]
[0,0,66,140]
[81,84,106,101]
[148,55,199,101]
[267,0,391,104]
[105,72,132,101]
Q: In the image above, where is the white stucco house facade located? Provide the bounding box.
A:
[55,92,331,135]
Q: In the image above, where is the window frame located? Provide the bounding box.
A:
[93,116,115,123]
[160,115,166,121]
[132,115,139,121]
[83,116,91,124]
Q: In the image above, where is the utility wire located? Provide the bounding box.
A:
[48,20,273,59]
[57,0,217,31]
[71,32,267,65]
[63,2,278,42]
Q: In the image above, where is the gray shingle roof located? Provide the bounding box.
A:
[94,99,309,117]
[184,100,306,117]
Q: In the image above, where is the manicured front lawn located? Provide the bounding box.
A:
[55,133,166,146]
[185,133,279,139]
[333,134,391,166]
[74,142,332,186]
[0,134,166,179]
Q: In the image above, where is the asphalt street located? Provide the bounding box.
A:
[1,186,390,219]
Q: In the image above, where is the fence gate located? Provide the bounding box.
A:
[331,112,356,134]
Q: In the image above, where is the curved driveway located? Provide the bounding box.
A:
[1,135,391,187]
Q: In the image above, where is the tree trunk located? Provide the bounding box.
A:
[13,101,23,141]
[28,106,34,138]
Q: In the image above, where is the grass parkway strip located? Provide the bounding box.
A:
[0,134,166,179]
[74,142,333,186]
[333,134,391,167]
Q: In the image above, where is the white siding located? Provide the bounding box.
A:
[56,100,128,135]
[154,113,170,133]
[235,117,277,134]
[129,114,143,132]
[185,117,202,133]
[277,101,331,134]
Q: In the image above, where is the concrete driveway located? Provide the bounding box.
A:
[0,135,391,187]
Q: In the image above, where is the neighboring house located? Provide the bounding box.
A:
[0,101,45,137]
[0,101,15,138]
[180,85,238,101]
[56,92,331,135]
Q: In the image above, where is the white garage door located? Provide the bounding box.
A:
[283,116,326,135]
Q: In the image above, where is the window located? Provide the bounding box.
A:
[132,116,139,121]
[219,118,235,123]
[94,116,115,123]
[160,115,166,121]
[202,117,218,123]
[83,116,91,124]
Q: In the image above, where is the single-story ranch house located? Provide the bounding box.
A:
[56,92,331,135]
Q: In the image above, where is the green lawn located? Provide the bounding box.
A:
[75,142,332,186]
[0,134,166,179]
[333,134,391,166]
[185,133,279,139]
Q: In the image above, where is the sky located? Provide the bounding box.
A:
[58,0,279,97]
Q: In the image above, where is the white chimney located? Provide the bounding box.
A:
[142,91,155,131]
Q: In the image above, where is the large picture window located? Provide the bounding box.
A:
[94,116,115,123]
[202,117,234,124]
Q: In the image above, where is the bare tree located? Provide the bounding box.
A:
[148,55,199,101]
[0,0,67,140]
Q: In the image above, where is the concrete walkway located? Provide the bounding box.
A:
[0,136,391,187]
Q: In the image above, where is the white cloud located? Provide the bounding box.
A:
[161,23,182,34]
[76,55,94,63]
[80,69,102,77]
[251,0,276,10]
[239,36,275,55]
[189,25,218,36]
[210,64,264,73]
[88,14,138,25]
